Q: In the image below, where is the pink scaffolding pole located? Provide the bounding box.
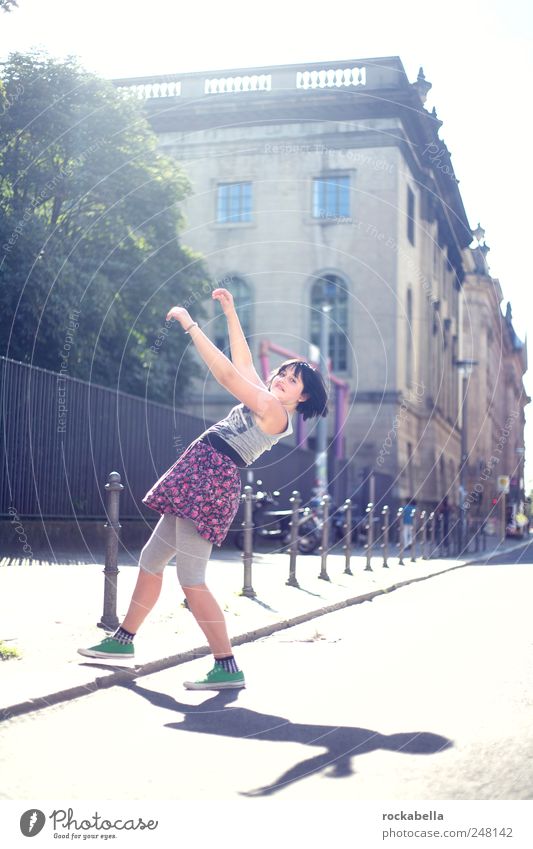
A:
[259,340,348,459]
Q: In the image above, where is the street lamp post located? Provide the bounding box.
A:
[454,358,478,548]
[315,281,334,497]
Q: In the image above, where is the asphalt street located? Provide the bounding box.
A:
[1,543,532,802]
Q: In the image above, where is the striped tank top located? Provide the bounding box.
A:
[202,403,293,467]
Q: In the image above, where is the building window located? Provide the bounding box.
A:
[407,186,415,245]
[313,176,350,219]
[310,274,349,371]
[217,182,252,223]
[213,276,253,353]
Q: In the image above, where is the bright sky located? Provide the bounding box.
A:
[2,0,533,485]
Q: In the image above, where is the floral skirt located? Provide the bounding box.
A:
[141,440,242,547]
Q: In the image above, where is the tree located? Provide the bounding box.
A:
[0,52,210,405]
[0,1,19,11]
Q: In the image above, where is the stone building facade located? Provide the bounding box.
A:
[461,240,528,521]
[113,57,478,509]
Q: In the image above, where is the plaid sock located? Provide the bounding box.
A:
[214,655,239,674]
[113,626,135,645]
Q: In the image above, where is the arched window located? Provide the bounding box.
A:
[213,276,253,354]
[310,274,348,371]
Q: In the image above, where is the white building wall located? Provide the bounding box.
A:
[156,116,463,503]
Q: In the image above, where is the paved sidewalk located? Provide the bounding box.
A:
[0,535,530,720]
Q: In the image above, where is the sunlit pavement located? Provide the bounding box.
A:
[0,536,530,719]
[1,545,532,800]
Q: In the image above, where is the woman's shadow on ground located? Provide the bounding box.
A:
[122,680,452,797]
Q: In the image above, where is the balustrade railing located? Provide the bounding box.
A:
[112,60,376,101]
[204,74,272,94]
[116,79,182,99]
[296,66,365,90]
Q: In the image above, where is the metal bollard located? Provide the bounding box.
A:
[453,514,460,556]
[474,518,480,553]
[343,499,353,576]
[364,501,374,571]
[421,510,429,559]
[286,490,301,588]
[457,511,463,556]
[381,504,389,568]
[397,507,405,565]
[97,471,124,631]
[429,511,436,557]
[438,512,444,557]
[449,515,456,556]
[462,516,467,556]
[410,509,418,562]
[466,516,472,555]
[318,493,331,581]
[240,485,256,597]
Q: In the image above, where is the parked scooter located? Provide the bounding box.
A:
[328,501,371,546]
[235,481,321,554]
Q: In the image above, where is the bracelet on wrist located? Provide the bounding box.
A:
[184,321,199,334]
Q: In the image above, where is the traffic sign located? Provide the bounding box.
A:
[497,475,510,494]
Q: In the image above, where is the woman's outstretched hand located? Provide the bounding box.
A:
[212,288,235,315]
[166,306,192,328]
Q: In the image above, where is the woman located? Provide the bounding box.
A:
[78,288,329,690]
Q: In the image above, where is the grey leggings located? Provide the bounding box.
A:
[139,513,213,586]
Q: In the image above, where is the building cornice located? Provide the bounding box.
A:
[112,56,471,261]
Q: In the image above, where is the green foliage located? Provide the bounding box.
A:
[0,52,210,404]
[0,640,21,660]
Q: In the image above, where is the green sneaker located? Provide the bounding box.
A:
[184,665,245,690]
[77,637,135,659]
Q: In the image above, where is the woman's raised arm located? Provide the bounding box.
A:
[166,304,280,421]
[166,306,233,385]
[212,288,265,387]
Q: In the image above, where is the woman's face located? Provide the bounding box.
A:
[270,366,308,407]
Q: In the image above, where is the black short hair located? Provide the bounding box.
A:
[267,359,329,421]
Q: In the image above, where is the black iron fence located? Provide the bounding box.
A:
[0,357,316,522]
